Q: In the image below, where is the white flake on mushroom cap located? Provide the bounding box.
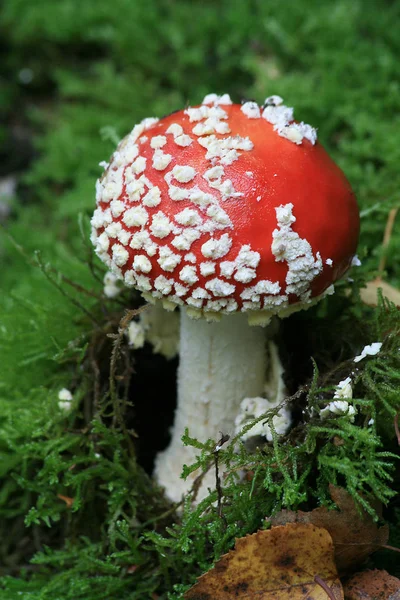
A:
[272,203,322,300]
[112,244,129,267]
[157,246,182,272]
[262,96,317,145]
[133,255,152,273]
[130,231,157,256]
[201,234,232,259]
[172,165,196,183]
[179,265,199,285]
[142,186,161,207]
[197,134,254,165]
[174,134,193,147]
[241,101,261,119]
[123,206,149,227]
[152,149,172,171]
[175,208,202,227]
[150,135,167,149]
[201,93,233,105]
[150,211,173,238]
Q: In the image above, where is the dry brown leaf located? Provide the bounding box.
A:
[344,569,400,599]
[269,486,389,574]
[360,279,400,307]
[185,522,343,599]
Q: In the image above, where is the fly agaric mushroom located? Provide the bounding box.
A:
[91,94,359,502]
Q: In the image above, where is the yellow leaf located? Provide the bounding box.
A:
[360,279,400,307]
[185,523,343,599]
[269,485,389,575]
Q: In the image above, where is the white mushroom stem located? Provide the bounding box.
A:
[153,308,268,502]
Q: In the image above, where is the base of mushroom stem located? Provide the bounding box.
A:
[153,311,287,504]
[154,445,219,504]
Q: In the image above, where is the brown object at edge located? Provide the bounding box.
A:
[185,522,343,599]
[344,569,400,600]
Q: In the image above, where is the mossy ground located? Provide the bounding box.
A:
[0,1,400,598]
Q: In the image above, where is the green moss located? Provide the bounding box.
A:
[1,0,400,597]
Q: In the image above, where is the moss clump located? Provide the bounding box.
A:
[1,0,400,598]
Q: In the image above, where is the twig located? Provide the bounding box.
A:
[213,433,229,520]
[190,460,214,505]
[77,212,104,284]
[89,345,102,419]
[108,306,149,459]
[108,307,147,414]
[35,251,102,326]
[381,544,400,553]
[394,412,400,446]
[2,223,105,306]
[377,207,398,277]
[314,575,337,600]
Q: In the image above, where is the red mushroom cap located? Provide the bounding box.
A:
[91,94,359,319]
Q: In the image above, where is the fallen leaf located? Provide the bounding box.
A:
[360,279,400,307]
[344,569,400,599]
[269,486,389,574]
[185,523,343,599]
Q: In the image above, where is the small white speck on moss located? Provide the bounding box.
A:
[235,396,291,442]
[320,400,356,422]
[126,320,145,349]
[58,388,73,411]
[354,342,382,363]
[333,377,353,399]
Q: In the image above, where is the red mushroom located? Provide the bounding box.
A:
[91,94,359,501]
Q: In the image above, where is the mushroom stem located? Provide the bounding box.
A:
[154,309,267,502]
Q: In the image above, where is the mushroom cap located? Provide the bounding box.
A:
[91,95,359,321]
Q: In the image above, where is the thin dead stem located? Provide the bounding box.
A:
[314,575,338,600]
[395,413,400,446]
[378,207,398,277]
